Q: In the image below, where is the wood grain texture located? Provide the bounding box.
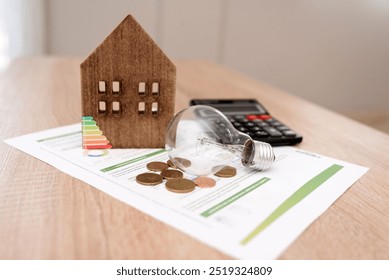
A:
[1,57,389,259]
[81,15,176,148]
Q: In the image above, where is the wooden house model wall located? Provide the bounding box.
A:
[81,15,176,149]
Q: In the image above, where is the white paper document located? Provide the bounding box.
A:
[5,124,368,259]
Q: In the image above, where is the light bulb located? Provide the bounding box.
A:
[165,105,275,176]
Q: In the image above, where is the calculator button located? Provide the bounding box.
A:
[233,122,242,127]
[283,130,296,137]
[244,122,255,127]
[235,115,245,120]
[255,131,269,137]
[253,120,269,127]
[237,127,249,132]
[246,115,257,121]
[269,121,282,126]
[249,126,261,132]
[276,125,289,131]
[257,114,271,120]
[263,127,283,137]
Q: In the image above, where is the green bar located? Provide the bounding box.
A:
[100,149,166,172]
[83,130,102,135]
[240,164,343,245]
[82,126,98,130]
[37,131,81,142]
[82,121,96,125]
[82,116,93,120]
[201,177,271,218]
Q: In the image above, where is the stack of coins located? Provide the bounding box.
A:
[136,158,237,194]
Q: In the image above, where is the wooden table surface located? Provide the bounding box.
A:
[1,57,388,259]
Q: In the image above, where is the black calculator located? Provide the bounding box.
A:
[189,99,303,146]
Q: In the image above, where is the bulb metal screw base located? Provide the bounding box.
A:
[242,140,275,170]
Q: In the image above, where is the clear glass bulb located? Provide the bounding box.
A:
[165,105,275,176]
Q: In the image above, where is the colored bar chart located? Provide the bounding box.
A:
[82,116,112,149]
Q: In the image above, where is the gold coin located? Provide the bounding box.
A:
[213,165,237,178]
[165,178,196,193]
[167,159,177,169]
[173,157,191,168]
[136,173,163,186]
[160,169,184,180]
[193,176,216,188]
[146,161,169,172]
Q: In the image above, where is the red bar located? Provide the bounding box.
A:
[83,144,112,149]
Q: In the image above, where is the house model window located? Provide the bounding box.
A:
[151,102,158,115]
[138,102,145,115]
[99,101,106,113]
[112,101,120,113]
[112,81,120,93]
[99,81,106,93]
[138,82,146,96]
[152,82,159,96]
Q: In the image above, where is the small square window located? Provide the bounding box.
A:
[112,101,120,113]
[152,82,159,97]
[98,81,106,93]
[138,102,145,115]
[112,81,120,93]
[138,82,146,96]
[151,102,158,115]
[98,101,106,113]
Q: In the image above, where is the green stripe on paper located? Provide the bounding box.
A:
[100,149,166,172]
[240,164,343,245]
[201,177,271,218]
[82,116,93,120]
[37,131,81,142]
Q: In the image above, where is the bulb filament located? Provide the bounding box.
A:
[198,137,244,156]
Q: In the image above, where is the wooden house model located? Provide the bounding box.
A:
[81,15,176,149]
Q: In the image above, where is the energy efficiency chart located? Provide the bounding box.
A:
[82,116,112,149]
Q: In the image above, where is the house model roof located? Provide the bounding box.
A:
[81,15,175,75]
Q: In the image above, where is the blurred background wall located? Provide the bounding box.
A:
[1,0,389,132]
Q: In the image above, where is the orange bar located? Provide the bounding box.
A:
[83,136,106,140]
[83,140,109,145]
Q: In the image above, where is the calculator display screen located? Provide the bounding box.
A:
[211,104,266,115]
